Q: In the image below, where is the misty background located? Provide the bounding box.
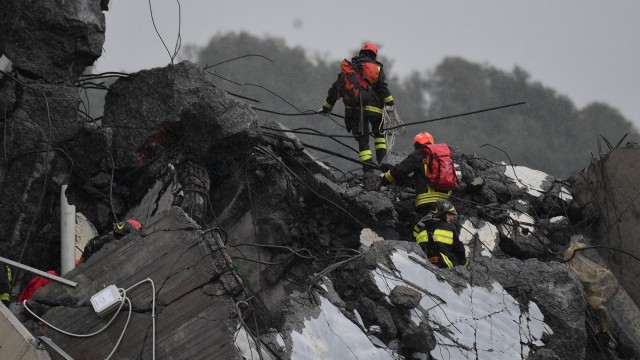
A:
[85,1,640,178]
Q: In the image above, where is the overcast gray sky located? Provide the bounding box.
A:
[95,1,640,130]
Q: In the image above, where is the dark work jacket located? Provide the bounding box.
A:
[1,265,11,303]
[382,148,451,207]
[322,55,394,115]
[418,219,466,268]
[82,234,115,261]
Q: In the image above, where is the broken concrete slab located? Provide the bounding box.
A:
[22,206,244,359]
[103,61,260,167]
[334,240,586,360]
[0,0,106,82]
[570,145,640,308]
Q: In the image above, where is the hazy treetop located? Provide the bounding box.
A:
[94,1,640,130]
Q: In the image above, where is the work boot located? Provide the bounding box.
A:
[362,158,376,174]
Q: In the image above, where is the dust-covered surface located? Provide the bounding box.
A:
[2,1,640,359]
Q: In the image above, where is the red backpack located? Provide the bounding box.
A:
[423,143,458,191]
[340,59,380,103]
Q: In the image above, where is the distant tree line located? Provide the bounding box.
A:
[85,32,640,178]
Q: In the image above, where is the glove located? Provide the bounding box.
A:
[384,105,395,112]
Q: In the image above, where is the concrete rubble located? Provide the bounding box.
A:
[1,1,640,359]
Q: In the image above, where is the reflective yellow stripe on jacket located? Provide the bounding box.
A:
[345,105,383,114]
[365,105,382,114]
[415,159,451,206]
[415,189,452,206]
[414,225,427,244]
[432,229,454,245]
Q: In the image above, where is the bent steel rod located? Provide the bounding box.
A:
[0,256,77,288]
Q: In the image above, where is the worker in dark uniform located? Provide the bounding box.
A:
[80,219,142,263]
[320,42,395,183]
[415,200,467,269]
[375,131,452,240]
[0,264,12,306]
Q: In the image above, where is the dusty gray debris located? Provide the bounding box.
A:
[103,60,261,167]
[0,0,107,82]
[389,285,421,309]
[3,1,640,358]
[23,206,243,359]
[570,146,640,308]
[334,240,588,360]
[528,348,561,360]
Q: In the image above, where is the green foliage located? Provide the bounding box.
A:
[422,57,639,177]
[192,34,639,177]
[196,32,336,114]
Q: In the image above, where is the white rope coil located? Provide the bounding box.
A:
[380,106,406,152]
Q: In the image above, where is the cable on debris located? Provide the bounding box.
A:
[147,0,182,64]
[288,127,357,153]
[78,72,130,80]
[306,255,363,305]
[254,102,526,133]
[383,101,526,132]
[256,102,526,139]
[262,132,380,170]
[253,146,367,228]
[252,107,345,119]
[235,301,267,360]
[23,278,157,359]
[260,125,353,138]
[232,243,317,260]
[106,151,120,225]
[203,54,274,71]
[562,245,640,264]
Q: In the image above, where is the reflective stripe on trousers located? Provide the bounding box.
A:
[359,149,372,161]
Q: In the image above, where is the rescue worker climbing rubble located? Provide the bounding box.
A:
[415,200,467,269]
[79,218,142,263]
[375,131,457,247]
[319,42,395,186]
[375,131,452,210]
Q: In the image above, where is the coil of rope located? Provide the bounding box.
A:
[379,105,406,152]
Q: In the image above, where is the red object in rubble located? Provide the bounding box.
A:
[18,270,59,302]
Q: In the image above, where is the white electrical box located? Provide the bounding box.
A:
[90,285,122,317]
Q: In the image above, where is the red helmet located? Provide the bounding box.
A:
[414,132,434,145]
[361,42,378,56]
